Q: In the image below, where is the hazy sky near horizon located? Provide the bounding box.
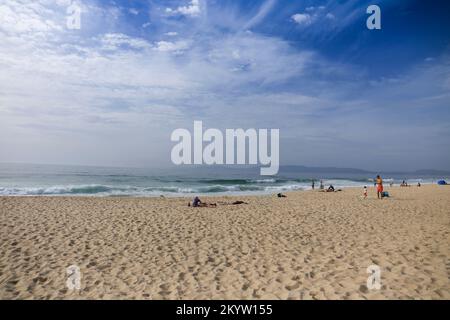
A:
[0,0,449,171]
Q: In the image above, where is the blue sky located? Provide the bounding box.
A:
[0,0,449,171]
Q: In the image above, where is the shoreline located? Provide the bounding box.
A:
[0,183,436,199]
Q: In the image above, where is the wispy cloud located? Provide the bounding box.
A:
[0,0,449,169]
[243,0,277,30]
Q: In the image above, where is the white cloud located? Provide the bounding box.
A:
[128,8,139,15]
[99,33,152,50]
[292,6,335,26]
[153,40,189,52]
[0,0,62,34]
[306,6,325,12]
[166,0,201,17]
[165,31,178,37]
[291,13,312,26]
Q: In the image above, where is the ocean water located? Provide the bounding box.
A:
[0,163,446,197]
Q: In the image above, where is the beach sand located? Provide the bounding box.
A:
[0,185,449,300]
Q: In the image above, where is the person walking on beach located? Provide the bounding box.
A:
[320,180,324,190]
[376,175,383,199]
[312,180,315,190]
[364,186,368,199]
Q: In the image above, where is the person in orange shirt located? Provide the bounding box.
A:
[376,175,383,199]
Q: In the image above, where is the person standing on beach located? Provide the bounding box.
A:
[376,175,383,199]
[312,180,315,190]
[320,180,324,190]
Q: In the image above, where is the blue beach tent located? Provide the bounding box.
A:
[437,180,447,185]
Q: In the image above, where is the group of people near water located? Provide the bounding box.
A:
[366,176,421,199]
[362,176,385,199]
[189,175,433,207]
[400,180,421,187]
[311,176,385,198]
[311,179,337,192]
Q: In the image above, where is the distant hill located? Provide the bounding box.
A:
[280,166,450,176]
[280,165,372,174]
[413,169,450,176]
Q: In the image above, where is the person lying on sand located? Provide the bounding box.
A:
[189,196,217,208]
[198,203,217,207]
[217,200,248,205]
[277,193,287,198]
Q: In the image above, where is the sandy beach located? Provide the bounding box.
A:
[0,185,449,300]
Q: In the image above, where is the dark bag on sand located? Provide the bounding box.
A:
[381,191,389,198]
